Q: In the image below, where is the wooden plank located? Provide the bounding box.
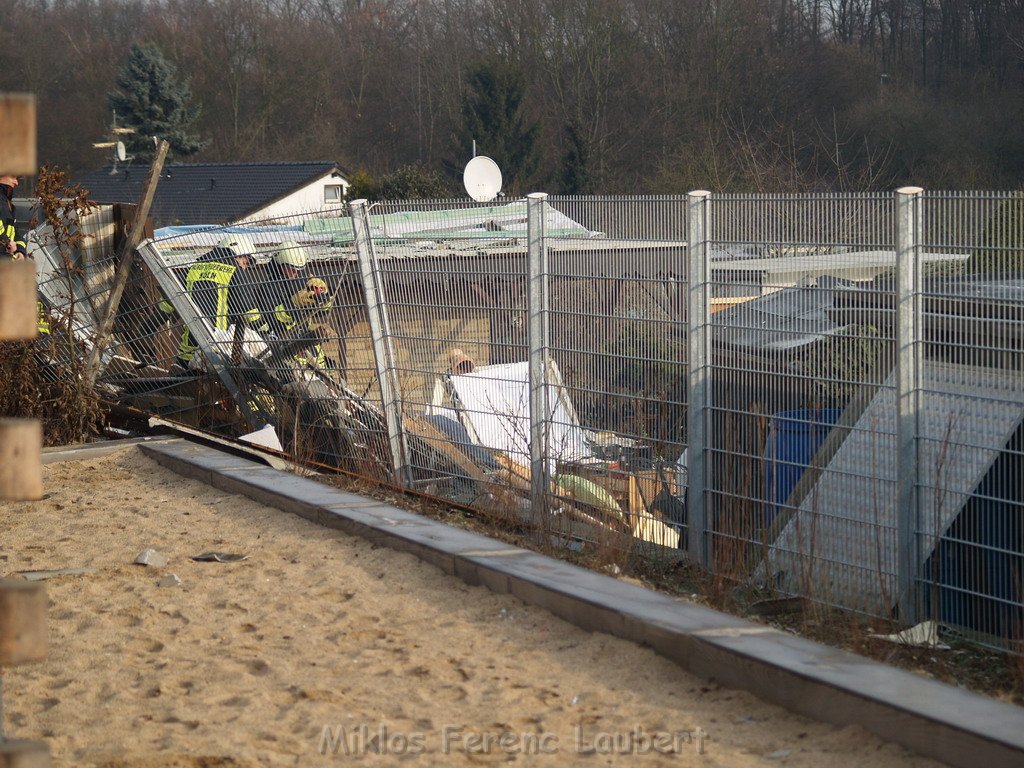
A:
[0,418,43,501]
[0,260,38,340]
[0,94,36,175]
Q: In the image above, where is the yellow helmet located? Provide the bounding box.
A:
[274,240,307,269]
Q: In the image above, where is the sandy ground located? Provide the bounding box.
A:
[0,447,945,767]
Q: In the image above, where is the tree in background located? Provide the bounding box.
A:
[107,43,208,162]
[344,169,379,202]
[347,165,454,202]
[378,164,454,200]
[559,119,596,194]
[7,0,1024,190]
[455,62,540,196]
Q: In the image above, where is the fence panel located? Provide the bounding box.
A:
[914,191,1024,651]
[706,192,900,619]
[131,212,383,478]
[351,198,536,532]
[541,195,690,558]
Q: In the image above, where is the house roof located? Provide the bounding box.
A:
[76,161,348,227]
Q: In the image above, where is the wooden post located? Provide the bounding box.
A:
[0,262,38,341]
[0,580,49,762]
[82,138,169,388]
[0,420,42,502]
[0,93,42,505]
[0,740,50,767]
[0,92,51,765]
[0,582,47,668]
[0,95,36,176]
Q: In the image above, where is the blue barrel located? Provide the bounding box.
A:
[765,408,842,526]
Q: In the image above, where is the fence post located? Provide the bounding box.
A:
[350,198,411,487]
[895,186,923,626]
[526,193,551,531]
[686,191,712,569]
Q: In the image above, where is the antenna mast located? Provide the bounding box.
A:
[92,110,136,173]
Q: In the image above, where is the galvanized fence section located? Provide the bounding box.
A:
[911,191,1024,647]
[703,192,900,620]
[23,190,1024,652]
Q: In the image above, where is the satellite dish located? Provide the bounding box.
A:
[463,156,502,202]
[115,141,127,162]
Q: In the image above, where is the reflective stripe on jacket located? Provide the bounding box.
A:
[36,301,49,335]
[177,259,237,361]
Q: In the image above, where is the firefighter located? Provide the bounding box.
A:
[175,233,264,367]
[265,240,333,369]
[0,175,27,258]
[1,175,49,335]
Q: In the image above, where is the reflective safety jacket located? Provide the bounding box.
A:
[268,282,331,370]
[0,183,26,257]
[177,252,263,362]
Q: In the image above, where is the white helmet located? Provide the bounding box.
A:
[217,233,257,258]
[274,240,307,269]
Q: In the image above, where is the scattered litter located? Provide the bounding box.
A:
[765,749,791,760]
[570,695,582,706]
[17,567,96,581]
[134,549,168,567]
[869,620,950,650]
[192,552,249,563]
[603,563,622,576]
[239,423,283,452]
[157,573,181,588]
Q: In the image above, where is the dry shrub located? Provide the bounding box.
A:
[0,166,106,445]
[0,339,105,445]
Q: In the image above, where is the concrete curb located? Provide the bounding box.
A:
[41,436,180,464]
[137,438,1024,768]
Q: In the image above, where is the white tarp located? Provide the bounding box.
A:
[442,361,592,464]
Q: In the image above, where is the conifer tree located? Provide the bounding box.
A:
[559,119,596,194]
[455,62,540,196]
[107,43,208,162]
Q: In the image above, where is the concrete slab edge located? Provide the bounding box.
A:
[137,438,1024,768]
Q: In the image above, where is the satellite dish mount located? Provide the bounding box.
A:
[463,155,503,202]
[92,110,136,173]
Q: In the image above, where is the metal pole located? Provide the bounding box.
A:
[896,185,924,625]
[526,193,551,532]
[135,240,264,426]
[350,199,411,487]
[686,191,712,569]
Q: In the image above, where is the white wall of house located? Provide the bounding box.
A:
[237,173,350,223]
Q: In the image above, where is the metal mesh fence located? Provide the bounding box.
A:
[706,192,898,618]
[22,190,1024,652]
[914,192,1024,648]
